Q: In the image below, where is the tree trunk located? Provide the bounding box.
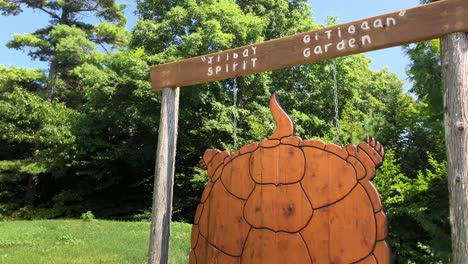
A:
[441,32,468,264]
[47,60,58,102]
[148,87,180,264]
[24,174,38,207]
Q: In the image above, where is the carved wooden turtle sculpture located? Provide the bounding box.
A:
[190,94,391,264]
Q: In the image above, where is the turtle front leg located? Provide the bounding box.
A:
[358,136,384,168]
[199,149,221,169]
[347,137,390,264]
[346,136,385,181]
[199,149,230,181]
[346,137,386,213]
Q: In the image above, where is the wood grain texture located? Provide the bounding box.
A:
[198,182,250,256]
[373,241,391,264]
[360,181,383,213]
[250,144,305,184]
[376,211,389,241]
[243,184,313,232]
[281,136,302,146]
[240,229,311,264]
[150,0,468,90]
[239,142,259,154]
[191,95,390,263]
[148,88,179,264]
[441,32,468,264]
[194,204,203,225]
[302,147,357,208]
[356,254,378,264]
[221,153,255,200]
[300,185,376,264]
[193,235,240,264]
[191,225,199,249]
[206,150,230,180]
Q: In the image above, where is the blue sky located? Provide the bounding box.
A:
[308,0,421,90]
[0,0,421,89]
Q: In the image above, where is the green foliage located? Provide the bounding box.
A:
[0,1,126,25]
[1,0,128,104]
[0,66,46,93]
[132,0,267,59]
[131,210,152,221]
[66,48,158,217]
[0,72,77,184]
[80,211,96,221]
[375,150,451,263]
[405,40,442,119]
[131,0,413,221]
[20,207,68,220]
[0,0,128,213]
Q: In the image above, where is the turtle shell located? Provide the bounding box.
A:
[190,94,390,264]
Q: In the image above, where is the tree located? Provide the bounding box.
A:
[405,40,443,120]
[132,0,271,220]
[0,66,77,208]
[70,48,160,217]
[0,0,127,105]
[374,150,451,263]
[441,31,468,264]
[0,0,128,211]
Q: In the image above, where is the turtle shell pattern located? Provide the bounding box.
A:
[190,95,391,264]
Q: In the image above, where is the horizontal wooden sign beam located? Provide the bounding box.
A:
[150,0,468,90]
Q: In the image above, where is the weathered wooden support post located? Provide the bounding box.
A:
[441,32,468,264]
[148,87,180,264]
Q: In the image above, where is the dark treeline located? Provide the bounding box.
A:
[0,0,450,262]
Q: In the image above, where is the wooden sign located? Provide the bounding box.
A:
[150,0,468,90]
[190,95,390,264]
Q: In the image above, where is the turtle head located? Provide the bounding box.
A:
[269,93,294,140]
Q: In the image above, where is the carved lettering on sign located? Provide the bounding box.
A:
[202,46,258,76]
[302,16,400,58]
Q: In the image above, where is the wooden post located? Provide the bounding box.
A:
[441,32,468,264]
[148,87,180,264]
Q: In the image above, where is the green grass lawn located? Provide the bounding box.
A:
[0,220,191,264]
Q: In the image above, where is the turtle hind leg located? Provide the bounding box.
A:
[372,240,391,264]
[354,241,391,264]
[370,211,390,264]
[193,233,240,264]
[352,210,388,264]
[360,181,383,213]
[375,210,388,241]
[354,254,377,264]
[189,251,197,264]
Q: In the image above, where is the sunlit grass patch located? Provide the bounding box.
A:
[0,220,191,264]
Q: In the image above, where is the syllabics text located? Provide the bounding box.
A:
[201,46,258,77]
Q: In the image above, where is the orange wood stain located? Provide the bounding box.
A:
[244,184,313,232]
